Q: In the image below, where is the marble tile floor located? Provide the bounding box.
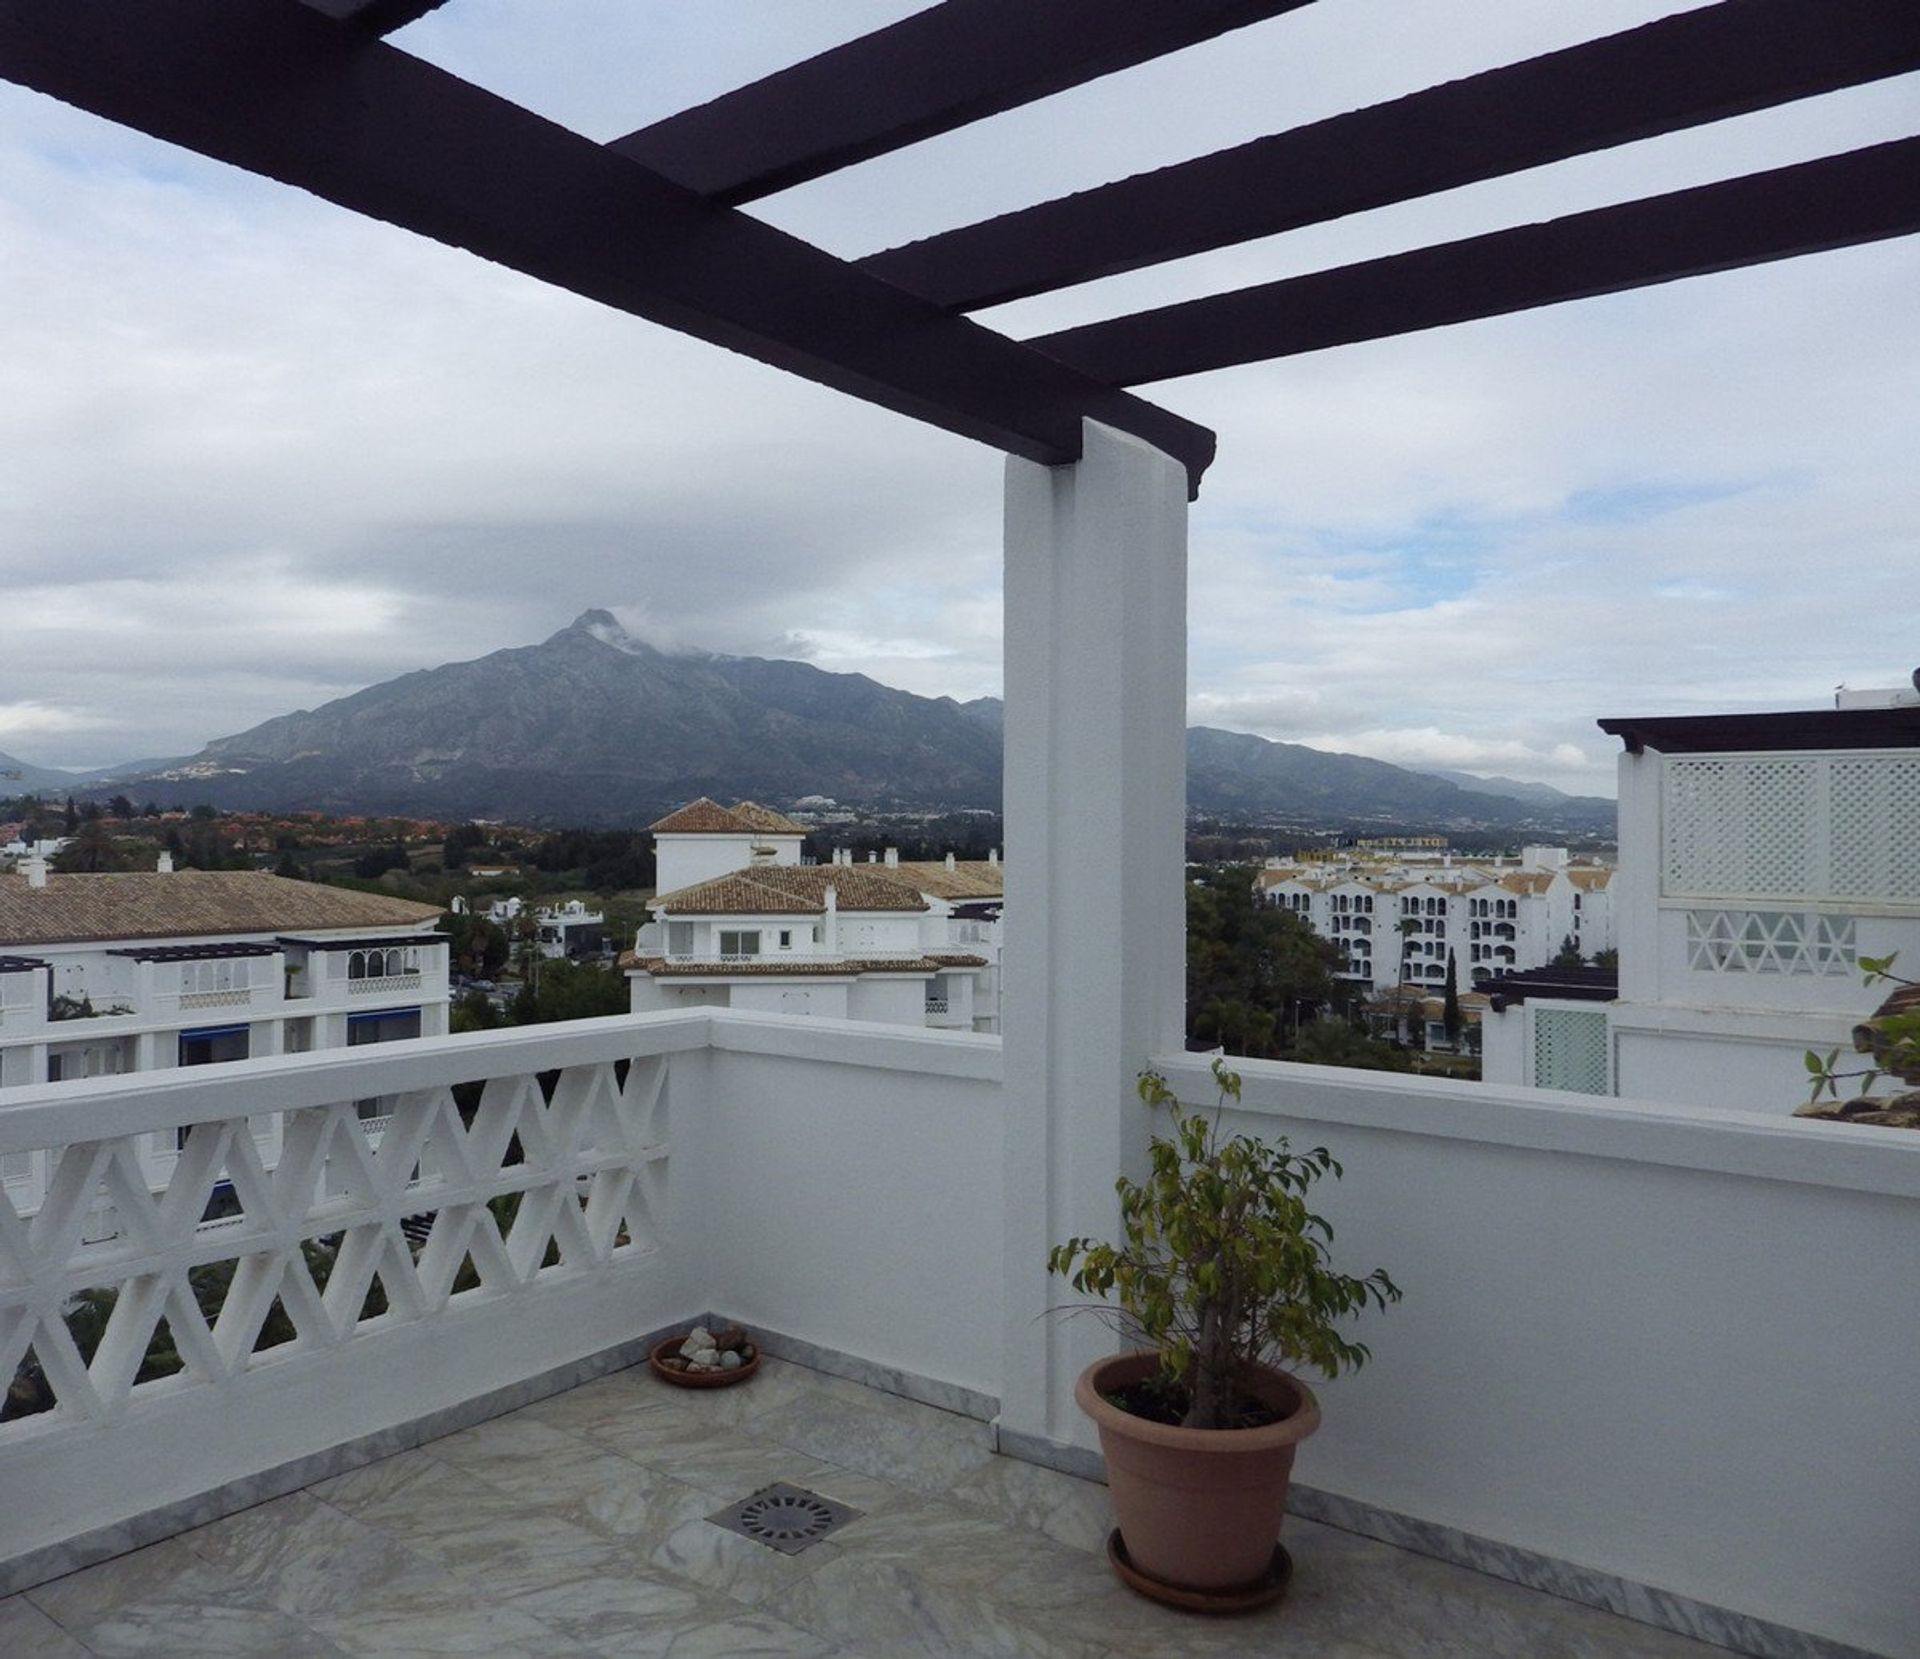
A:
[2,1356,1738,1658]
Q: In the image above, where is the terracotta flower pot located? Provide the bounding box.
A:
[1076,1349,1321,1595]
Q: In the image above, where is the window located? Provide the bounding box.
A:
[179,1025,249,1068]
[667,922,694,956]
[719,930,761,957]
[778,930,792,949]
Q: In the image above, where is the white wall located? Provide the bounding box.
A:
[655,832,801,893]
[685,1016,1003,1400]
[846,977,928,1026]
[1150,1050,1920,1659]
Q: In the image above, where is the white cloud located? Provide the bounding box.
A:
[1,4,1915,793]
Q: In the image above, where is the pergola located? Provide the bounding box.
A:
[5,0,1918,1451]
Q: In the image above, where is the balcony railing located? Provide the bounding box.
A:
[347,972,423,995]
[0,1011,1911,1656]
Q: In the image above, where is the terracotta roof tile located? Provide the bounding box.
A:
[651,866,927,915]
[0,871,442,948]
[728,801,809,835]
[648,797,755,834]
[884,861,1004,900]
[622,953,946,978]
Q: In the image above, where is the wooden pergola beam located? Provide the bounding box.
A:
[608,0,1317,206]
[866,0,1920,312]
[1030,138,1920,386]
[0,0,1217,490]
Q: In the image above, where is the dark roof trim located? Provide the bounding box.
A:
[0,0,1214,494]
[1031,136,1920,385]
[106,942,282,963]
[0,955,48,974]
[867,0,1920,312]
[1598,706,1920,755]
[279,934,447,952]
[608,0,1314,206]
[1485,965,1620,1012]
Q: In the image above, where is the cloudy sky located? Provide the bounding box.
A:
[2,1,1915,796]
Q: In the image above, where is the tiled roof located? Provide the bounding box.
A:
[648,797,755,834]
[925,953,989,968]
[1565,868,1613,891]
[728,801,808,835]
[0,871,442,947]
[621,953,945,978]
[1496,873,1555,895]
[885,861,1004,900]
[648,797,808,835]
[651,866,928,916]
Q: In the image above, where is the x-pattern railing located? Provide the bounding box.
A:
[0,1052,667,1432]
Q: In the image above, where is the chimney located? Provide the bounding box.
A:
[884,847,899,868]
[22,856,49,888]
[867,851,876,863]
[156,851,174,874]
[988,848,999,867]
[945,851,956,872]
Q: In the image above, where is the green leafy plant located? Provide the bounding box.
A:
[1049,1060,1400,1431]
[1803,954,1920,1106]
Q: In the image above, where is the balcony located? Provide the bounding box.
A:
[0,1010,1911,1658]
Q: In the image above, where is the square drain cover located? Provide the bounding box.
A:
[707,1482,862,1555]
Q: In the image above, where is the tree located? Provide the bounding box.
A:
[1443,950,1462,1046]
[108,794,135,820]
[1592,948,1618,972]
[62,795,78,833]
[1186,868,1339,1058]
[1552,934,1585,968]
[274,851,304,880]
[1289,1018,1412,1073]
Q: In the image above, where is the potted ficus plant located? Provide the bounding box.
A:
[1049,1060,1400,1607]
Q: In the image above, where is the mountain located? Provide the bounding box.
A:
[1421,768,1576,808]
[117,611,1004,822]
[98,612,1616,836]
[0,751,92,794]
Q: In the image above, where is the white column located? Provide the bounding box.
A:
[999,419,1190,1455]
[1615,748,1661,1002]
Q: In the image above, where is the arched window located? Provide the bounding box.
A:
[348,951,367,980]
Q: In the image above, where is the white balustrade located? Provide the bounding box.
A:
[346,973,423,995]
[0,1014,703,1570]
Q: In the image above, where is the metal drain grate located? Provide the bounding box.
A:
[706,1482,862,1555]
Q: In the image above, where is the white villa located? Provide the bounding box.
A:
[626,799,1000,1032]
[451,893,607,960]
[1481,684,1920,1111]
[1257,845,1614,996]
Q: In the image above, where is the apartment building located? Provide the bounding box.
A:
[1258,844,1614,997]
[1482,684,1920,1110]
[0,855,450,1224]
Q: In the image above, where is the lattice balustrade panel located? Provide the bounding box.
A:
[1684,909,1855,975]
[1665,753,1917,903]
[1663,758,1815,897]
[1532,1008,1610,1096]
[1827,756,1920,902]
[0,1055,668,1434]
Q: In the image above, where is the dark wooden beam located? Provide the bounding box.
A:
[1029,138,1920,386]
[0,0,1216,491]
[608,0,1316,206]
[866,0,1920,311]
[301,0,452,38]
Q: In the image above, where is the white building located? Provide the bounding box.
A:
[649,797,807,892]
[0,857,449,1218]
[1258,845,1614,998]
[626,858,994,1032]
[453,893,607,959]
[1482,687,1920,1110]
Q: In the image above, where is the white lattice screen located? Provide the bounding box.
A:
[1663,753,1920,903]
[1532,1008,1610,1096]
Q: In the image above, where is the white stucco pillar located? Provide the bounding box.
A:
[1615,748,1660,1003]
[999,419,1190,1456]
